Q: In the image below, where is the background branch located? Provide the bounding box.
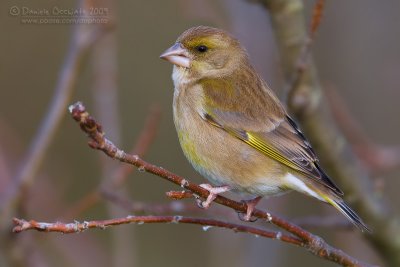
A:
[0,2,111,225]
[0,1,112,266]
[325,87,400,175]
[252,0,400,265]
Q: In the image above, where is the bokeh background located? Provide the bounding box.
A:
[1,0,399,266]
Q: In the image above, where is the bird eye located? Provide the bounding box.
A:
[196,45,208,53]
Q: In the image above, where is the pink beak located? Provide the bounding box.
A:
[160,43,191,68]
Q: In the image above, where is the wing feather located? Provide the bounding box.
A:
[201,74,343,196]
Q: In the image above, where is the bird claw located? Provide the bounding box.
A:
[198,184,230,209]
[237,196,262,222]
[237,211,258,222]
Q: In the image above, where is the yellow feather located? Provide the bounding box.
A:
[240,131,300,172]
[177,131,206,167]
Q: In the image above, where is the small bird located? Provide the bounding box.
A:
[160,26,369,232]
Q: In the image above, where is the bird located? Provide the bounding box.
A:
[160,26,369,232]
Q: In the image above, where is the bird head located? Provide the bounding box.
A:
[160,26,248,80]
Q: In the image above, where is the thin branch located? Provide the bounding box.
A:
[166,190,196,200]
[309,0,325,40]
[54,102,371,267]
[12,216,302,247]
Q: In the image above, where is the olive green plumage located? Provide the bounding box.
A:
[161,26,369,232]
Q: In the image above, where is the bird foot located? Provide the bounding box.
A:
[238,196,262,222]
[198,184,231,209]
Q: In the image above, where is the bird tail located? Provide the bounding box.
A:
[323,196,371,233]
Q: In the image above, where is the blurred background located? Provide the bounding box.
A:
[1,0,399,266]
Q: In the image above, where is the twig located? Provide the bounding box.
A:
[310,0,325,40]
[166,190,195,200]
[58,102,371,267]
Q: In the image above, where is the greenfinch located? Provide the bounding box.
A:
[160,26,369,232]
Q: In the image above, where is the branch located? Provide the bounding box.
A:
[279,0,325,103]
[12,216,302,246]
[44,101,371,267]
[309,0,325,40]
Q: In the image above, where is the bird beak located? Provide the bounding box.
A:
[160,43,191,68]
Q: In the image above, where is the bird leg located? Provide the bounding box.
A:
[239,196,263,222]
[198,184,231,209]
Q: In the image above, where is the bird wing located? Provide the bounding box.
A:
[201,77,344,196]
